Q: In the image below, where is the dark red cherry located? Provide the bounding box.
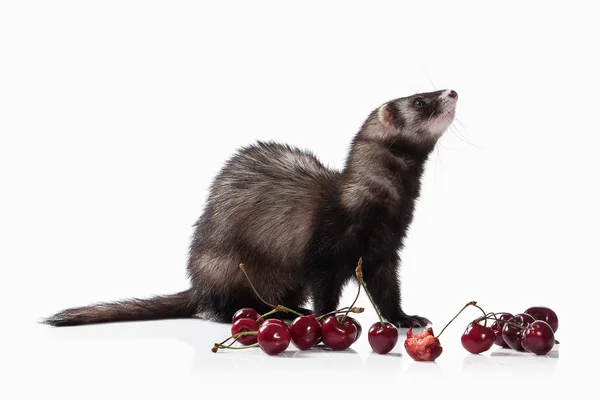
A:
[490,313,513,348]
[461,322,496,354]
[502,313,535,351]
[352,319,362,342]
[262,318,287,328]
[340,315,362,342]
[231,317,259,345]
[320,315,357,350]
[232,308,261,325]
[368,322,399,354]
[290,315,321,350]
[257,319,291,355]
[524,306,559,333]
[521,320,555,355]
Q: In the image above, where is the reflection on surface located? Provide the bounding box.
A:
[42,318,560,381]
[404,357,443,379]
[42,319,366,374]
[461,347,559,380]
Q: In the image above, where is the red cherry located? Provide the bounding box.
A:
[368,322,399,354]
[337,315,362,342]
[521,320,555,355]
[320,315,357,350]
[350,317,362,342]
[490,313,513,348]
[461,322,495,354]
[262,318,288,328]
[257,319,291,355]
[524,306,559,333]
[502,313,535,351]
[231,317,259,345]
[290,315,321,350]
[404,327,443,361]
[232,308,261,324]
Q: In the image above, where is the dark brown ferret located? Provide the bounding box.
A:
[44,89,458,328]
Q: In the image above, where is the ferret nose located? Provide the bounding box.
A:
[448,90,458,99]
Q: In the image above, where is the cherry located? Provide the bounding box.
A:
[490,313,513,348]
[290,315,321,350]
[353,319,362,342]
[461,322,495,354]
[368,322,399,354]
[257,319,291,355]
[351,256,398,354]
[231,317,259,345]
[404,327,443,361]
[521,320,555,355]
[340,315,362,342]
[320,315,358,350]
[502,313,535,351]
[232,308,261,325]
[524,306,559,333]
[262,318,288,328]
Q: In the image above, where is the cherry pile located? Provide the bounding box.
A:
[457,303,559,356]
[210,260,561,360]
[212,258,402,355]
[400,302,560,362]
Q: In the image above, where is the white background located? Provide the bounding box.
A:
[1,1,598,398]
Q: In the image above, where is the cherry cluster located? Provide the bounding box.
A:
[220,306,363,355]
[400,302,560,362]
[212,258,401,355]
[460,305,559,356]
[210,259,561,360]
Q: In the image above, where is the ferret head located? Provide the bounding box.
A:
[364,89,458,147]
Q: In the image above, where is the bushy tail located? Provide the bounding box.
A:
[43,288,198,327]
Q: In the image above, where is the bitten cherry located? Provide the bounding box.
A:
[502,313,535,351]
[290,315,321,350]
[521,320,555,355]
[404,327,443,361]
[461,322,495,354]
[231,317,259,345]
[257,319,291,355]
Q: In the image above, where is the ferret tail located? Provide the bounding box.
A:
[42,288,199,327]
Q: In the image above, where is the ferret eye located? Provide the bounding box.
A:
[414,99,426,108]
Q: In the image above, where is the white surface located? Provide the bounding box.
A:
[1,1,598,398]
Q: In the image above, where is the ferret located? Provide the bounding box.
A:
[44,89,458,328]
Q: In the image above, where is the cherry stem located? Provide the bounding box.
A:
[341,258,363,322]
[474,313,528,330]
[471,303,488,327]
[435,301,478,339]
[239,263,303,317]
[211,331,259,352]
[212,342,260,353]
[239,263,277,308]
[257,308,279,323]
[278,305,303,317]
[354,257,385,325]
[316,307,364,321]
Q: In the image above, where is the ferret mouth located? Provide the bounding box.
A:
[442,107,456,119]
[426,102,457,136]
[439,102,457,119]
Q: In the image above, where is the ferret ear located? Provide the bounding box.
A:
[378,103,399,134]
